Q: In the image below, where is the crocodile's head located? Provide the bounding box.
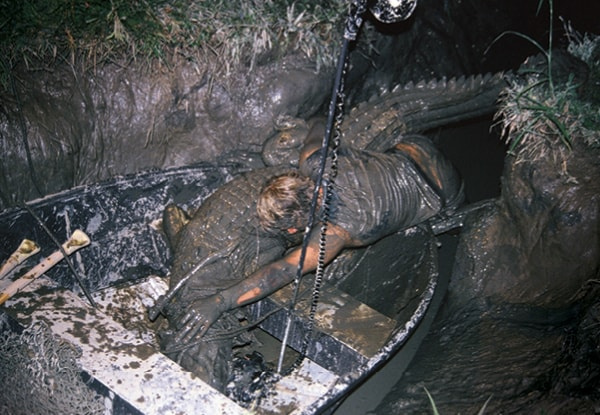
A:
[261,116,309,167]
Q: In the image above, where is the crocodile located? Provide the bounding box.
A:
[158,165,297,392]
[261,72,507,167]
[157,71,506,392]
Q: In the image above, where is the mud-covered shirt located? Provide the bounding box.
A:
[299,142,461,244]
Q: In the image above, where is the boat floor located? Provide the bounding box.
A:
[0,273,390,414]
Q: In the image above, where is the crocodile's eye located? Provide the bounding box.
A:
[278,133,291,144]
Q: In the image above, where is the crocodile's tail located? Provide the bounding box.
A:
[347,72,508,152]
[261,72,508,167]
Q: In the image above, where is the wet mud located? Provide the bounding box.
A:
[1,2,598,413]
[339,115,600,414]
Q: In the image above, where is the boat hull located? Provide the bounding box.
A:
[0,164,438,414]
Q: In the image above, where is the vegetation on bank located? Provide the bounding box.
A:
[493,0,600,165]
[495,31,600,165]
[0,0,347,87]
[425,387,492,415]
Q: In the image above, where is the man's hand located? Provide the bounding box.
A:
[172,293,227,345]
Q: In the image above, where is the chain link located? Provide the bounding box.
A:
[281,7,353,375]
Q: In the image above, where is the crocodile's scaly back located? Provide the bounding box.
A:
[262,72,507,166]
[352,73,506,151]
[167,166,290,302]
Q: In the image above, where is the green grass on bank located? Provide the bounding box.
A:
[0,0,347,86]
[495,31,600,165]
[492,0,600,165]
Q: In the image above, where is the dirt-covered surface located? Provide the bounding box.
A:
[370,58,600,415]
[0,0,556,210]
[1,1,599,414]
[0,53,333,207]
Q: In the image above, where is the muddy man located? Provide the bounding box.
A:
[168,118,464,347]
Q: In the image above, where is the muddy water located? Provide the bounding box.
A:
[373,303,577,414]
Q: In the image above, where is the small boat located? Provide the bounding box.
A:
[0,162,439,414]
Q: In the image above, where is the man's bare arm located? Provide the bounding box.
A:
[171,225,348,344]
[227,224,347,308]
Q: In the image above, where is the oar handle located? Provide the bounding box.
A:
[0,239,40,280]
[0,230,90,306]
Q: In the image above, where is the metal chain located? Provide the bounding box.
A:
[291,68,345,369]
[279,0,364,376]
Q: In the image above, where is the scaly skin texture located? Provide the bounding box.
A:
[164,166,292,306]
[161,166,293,391]
[262,72,506,166]
[160,72,504,389]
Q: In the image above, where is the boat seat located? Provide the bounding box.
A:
[249,279,396,376]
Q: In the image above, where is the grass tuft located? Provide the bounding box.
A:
[424,387,492,414]
[495,33,600,165]
[0,0,348,87]
[493,0,600,165]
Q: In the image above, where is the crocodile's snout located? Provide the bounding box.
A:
[262,119,309,167]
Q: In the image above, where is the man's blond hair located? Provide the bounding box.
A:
[257,171,314,234]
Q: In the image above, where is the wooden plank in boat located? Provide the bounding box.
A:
[0,275,341,415]
[0,277,250,415]
[249,279,397,376]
